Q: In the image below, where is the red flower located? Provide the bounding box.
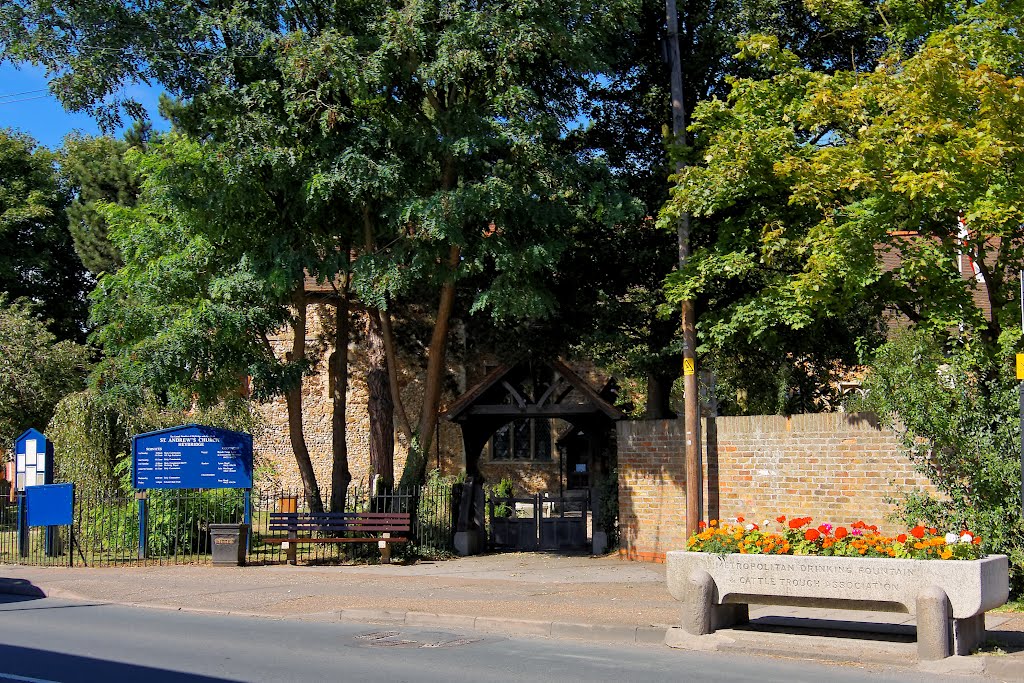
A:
[776,515,786,523]
[737,516,745,523]
[911,526,926,539]
[789,517,812,529]
[928,527,937,535]
[835,527,848,539]
[698,521,707,529]
[897,534,908,543]
[817,524,830,535]
[804,529,821,541]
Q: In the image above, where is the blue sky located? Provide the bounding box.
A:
[0,62,167,149]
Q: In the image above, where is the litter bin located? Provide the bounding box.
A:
[210,523,249,567]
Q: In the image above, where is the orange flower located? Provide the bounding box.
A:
[897,534,907,543]
[835,527,848,539]
[804,529,821,541]
[709,520,718,527]
[910,525,925,539]
[929,527,937,535]
[776,515,786,523]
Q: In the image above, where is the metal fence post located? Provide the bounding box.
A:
[137,492,147,560]
[16,493,28,558]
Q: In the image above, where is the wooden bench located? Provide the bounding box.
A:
[264,511,411,564]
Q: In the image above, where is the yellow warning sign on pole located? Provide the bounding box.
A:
[1017,354,1024,380]
[683,358,695,376]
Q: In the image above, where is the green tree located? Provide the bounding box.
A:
[90,130,349,512]
[0,129,89,341]
[61,122,150,276]
[857,332,1024,594]
[0,296,90,450]
[662,0,1024,408]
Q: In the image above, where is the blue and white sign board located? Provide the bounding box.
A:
[15,429,53,491]
[25,483,74,526]
[132,424,253,489]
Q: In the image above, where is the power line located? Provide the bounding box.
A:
[0,94,53,106]
[0,88,49,100]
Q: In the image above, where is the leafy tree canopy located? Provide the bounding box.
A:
[0,296,90,450]
[0,129,89,341]
[60,121,150,276]
[663,0,1024,386]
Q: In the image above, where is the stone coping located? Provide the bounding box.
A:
[666,551,1009,619]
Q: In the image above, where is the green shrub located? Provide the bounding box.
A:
[855,331,1024,596]
[489,477,515,518]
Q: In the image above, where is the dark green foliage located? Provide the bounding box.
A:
[0,130,90,341]
[856,332,1024,596]
[61,123,149,276]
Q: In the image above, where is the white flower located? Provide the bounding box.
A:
[745,523,756,531]
[959,533,973,544]
[945,532,959,544]
[763,520,771,528]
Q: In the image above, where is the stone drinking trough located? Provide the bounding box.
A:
[665,551,1009,660]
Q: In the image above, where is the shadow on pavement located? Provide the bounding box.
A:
[739,616,916,643]
[0,644,241,683]
[0,578,45,599]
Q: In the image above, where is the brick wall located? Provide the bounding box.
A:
[617,413,937,562]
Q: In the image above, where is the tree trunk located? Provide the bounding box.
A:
[366,308,395,488]
[645,371,677,419]
[329,278,352,512]
[400,243,461,488]
[381,307,413,442]
[286,292,324,513]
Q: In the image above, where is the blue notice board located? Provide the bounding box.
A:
[132,424,253,489]
[25,483,74,526]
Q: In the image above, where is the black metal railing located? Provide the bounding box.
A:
[0,480,456,567]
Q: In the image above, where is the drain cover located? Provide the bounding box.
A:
[353,631,482,649]
[353,631,401,641]
[420,638,481,648]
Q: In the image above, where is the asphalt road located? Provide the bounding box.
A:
[0,595,976,683]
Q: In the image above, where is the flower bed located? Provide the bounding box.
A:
[686,515,984,560]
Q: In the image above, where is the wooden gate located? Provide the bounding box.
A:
[487,493,588,551]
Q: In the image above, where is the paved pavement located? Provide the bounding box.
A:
[1,552,1022,680]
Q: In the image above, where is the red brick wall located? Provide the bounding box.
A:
[617,413,937,562]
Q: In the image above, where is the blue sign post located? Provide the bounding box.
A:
[132,425,253,559]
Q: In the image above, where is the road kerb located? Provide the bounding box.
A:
[404,611,478,630]
[340,608,407,624]
[474,616,552,636]
[550,621,640,643]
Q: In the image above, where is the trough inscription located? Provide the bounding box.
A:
[714,557,913,592]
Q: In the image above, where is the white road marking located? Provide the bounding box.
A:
[0,673,62,683]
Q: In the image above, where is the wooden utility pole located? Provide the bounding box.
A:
[665,0,702,537]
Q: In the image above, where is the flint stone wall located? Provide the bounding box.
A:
[666,551,1010,618]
